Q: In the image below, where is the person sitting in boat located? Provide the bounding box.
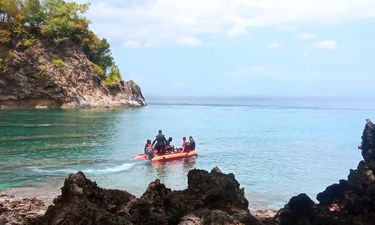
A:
[175,137,187,152]
[184,136,196,152]
[152,130,168,154]
[144,139,152,154]
[181,137,187,152]
[165,137,175,153]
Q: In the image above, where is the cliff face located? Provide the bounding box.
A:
[0,38,146,108]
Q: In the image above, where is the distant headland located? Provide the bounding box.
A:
[0,0,145,108]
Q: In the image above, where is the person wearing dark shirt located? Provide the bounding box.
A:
[152,130,168,154]
[166,137,175,153]
[185,136,195,152]
[166,137,173,146]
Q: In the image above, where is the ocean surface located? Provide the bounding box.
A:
[0,97,374,209]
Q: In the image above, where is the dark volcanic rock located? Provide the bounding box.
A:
[38,171,136,225]
[37,168,258,225]
[316,180,348,205]
[128,179,182,225]
[162,167,250,217]
[276,194,318,225]
[129,167,257,225]
[179,209,258,225]
[360,119,375,162]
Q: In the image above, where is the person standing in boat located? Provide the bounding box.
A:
[152,130,168,154]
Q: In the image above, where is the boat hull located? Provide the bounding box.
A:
[134,150,198,162]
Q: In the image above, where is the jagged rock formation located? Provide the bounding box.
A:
[38,171,136,225]
[35,167,259,225]
[275,119,375,225]
[0,39,145,109]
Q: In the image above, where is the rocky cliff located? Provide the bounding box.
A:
[0,38,145,109]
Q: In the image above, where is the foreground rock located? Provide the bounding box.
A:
[35,168,259,225]
[37,171,135,225]
[275,119,375,225]
[0,39,145,109]
[0,193,45,225]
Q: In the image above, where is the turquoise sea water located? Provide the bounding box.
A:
[0,97,374,208]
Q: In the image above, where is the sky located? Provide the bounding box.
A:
[81,0,375,98]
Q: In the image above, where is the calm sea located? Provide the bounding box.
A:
[0,97,374,208]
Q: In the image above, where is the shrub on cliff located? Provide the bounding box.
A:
[105,66,121,87]
[51,58,64,67]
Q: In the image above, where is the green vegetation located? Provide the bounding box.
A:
[105,66,121,87]
[93,64,105,78]
[51,57,64,67]
[0,58,6,73]
[23,38,35,48]
[0,0,121,86]
[0,29,12,45]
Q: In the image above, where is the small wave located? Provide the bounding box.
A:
[84,163,134,174]
[28,163,135,176]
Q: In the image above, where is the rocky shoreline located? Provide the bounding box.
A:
[1,119,375,225]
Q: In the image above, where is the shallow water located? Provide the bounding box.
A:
[0,97,374,208]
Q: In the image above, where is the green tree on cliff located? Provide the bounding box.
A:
[84,38,114,73]
[0,0,22,23]
[41,0,89,44]
[20,0,44,31]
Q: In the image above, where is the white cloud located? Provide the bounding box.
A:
[315,40,338,49]
[86,0,375,47]
[298,32,318,39]
[176,36,202,46]
[226,26,247,38]
[267,42,281,48]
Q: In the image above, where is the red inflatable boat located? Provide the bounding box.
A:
[134,150,198,162]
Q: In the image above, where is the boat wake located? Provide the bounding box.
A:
[28,162,136,176]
